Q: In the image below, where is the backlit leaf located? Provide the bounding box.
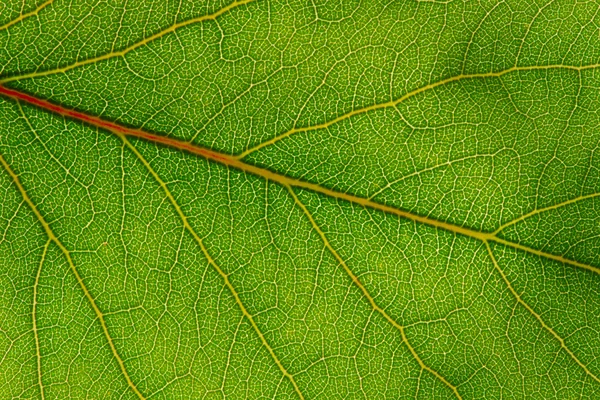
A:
[1,0,599,398]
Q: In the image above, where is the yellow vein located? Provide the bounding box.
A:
[169,155,600,276]
[484,241,600,384]
[33,238,51,400]
[118,133,305,400]
[285,184,462,400]
[490,237,600,275]
[0,153,146,400]
[0,0,54,32]
[494,192,600,234]
[235,63,600,159]
[205,155,496,244]
[0,0,254,84]
[368,151,510,200]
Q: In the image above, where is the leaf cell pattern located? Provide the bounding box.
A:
[0,0,600,399]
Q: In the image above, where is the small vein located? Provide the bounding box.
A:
[368,150,514,201]
[493,192,600,235]
[461,0,505,73]
[285,184,462,400]
[0,153,146,400]
[33,238,51,400]
[0,0,54,32]
[489,237,600,276]
[235,63,600,159]
[484,241,600,384]
[118,134,305,400]
[514,0,557,67]
[0,0,254,83]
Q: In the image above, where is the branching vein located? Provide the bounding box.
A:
[484,241,600,385]
[0,0,54,32]
[235,63,600,159]
[0,0,254,83]
[0,153,146,400]
[494,192,600,235]
[118,134,305,400]
[286,184,463,400]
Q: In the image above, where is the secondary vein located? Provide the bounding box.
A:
[0,0,254,84]
[493,192,600,235]
[119,133,305,400]
[0,0,55,32]
[0,153,146,400]
[286,184,463,400]
[33,238,51,400]
[484,241,600,385]
[235,63,600,159]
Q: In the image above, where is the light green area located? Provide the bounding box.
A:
[1,0,600,398]
[0,158,45,399]
[0,0,231,76]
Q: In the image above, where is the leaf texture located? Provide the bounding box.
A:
[0,0,600,399]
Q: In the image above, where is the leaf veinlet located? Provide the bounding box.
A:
[0,153,146,400]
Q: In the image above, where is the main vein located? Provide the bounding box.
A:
[286,184,462,399]
[0,84,597,277]
[0,153,146,400]
[118,134,305,400]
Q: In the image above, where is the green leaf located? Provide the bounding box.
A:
[1,0,599,398]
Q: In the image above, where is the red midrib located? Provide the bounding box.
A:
[0,83,489,238]
[2,83,600,277]
[0,84,232,163]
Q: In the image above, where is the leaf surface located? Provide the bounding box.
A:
[0,0,600,398]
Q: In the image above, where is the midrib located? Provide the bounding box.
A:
[0,83,598,276]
